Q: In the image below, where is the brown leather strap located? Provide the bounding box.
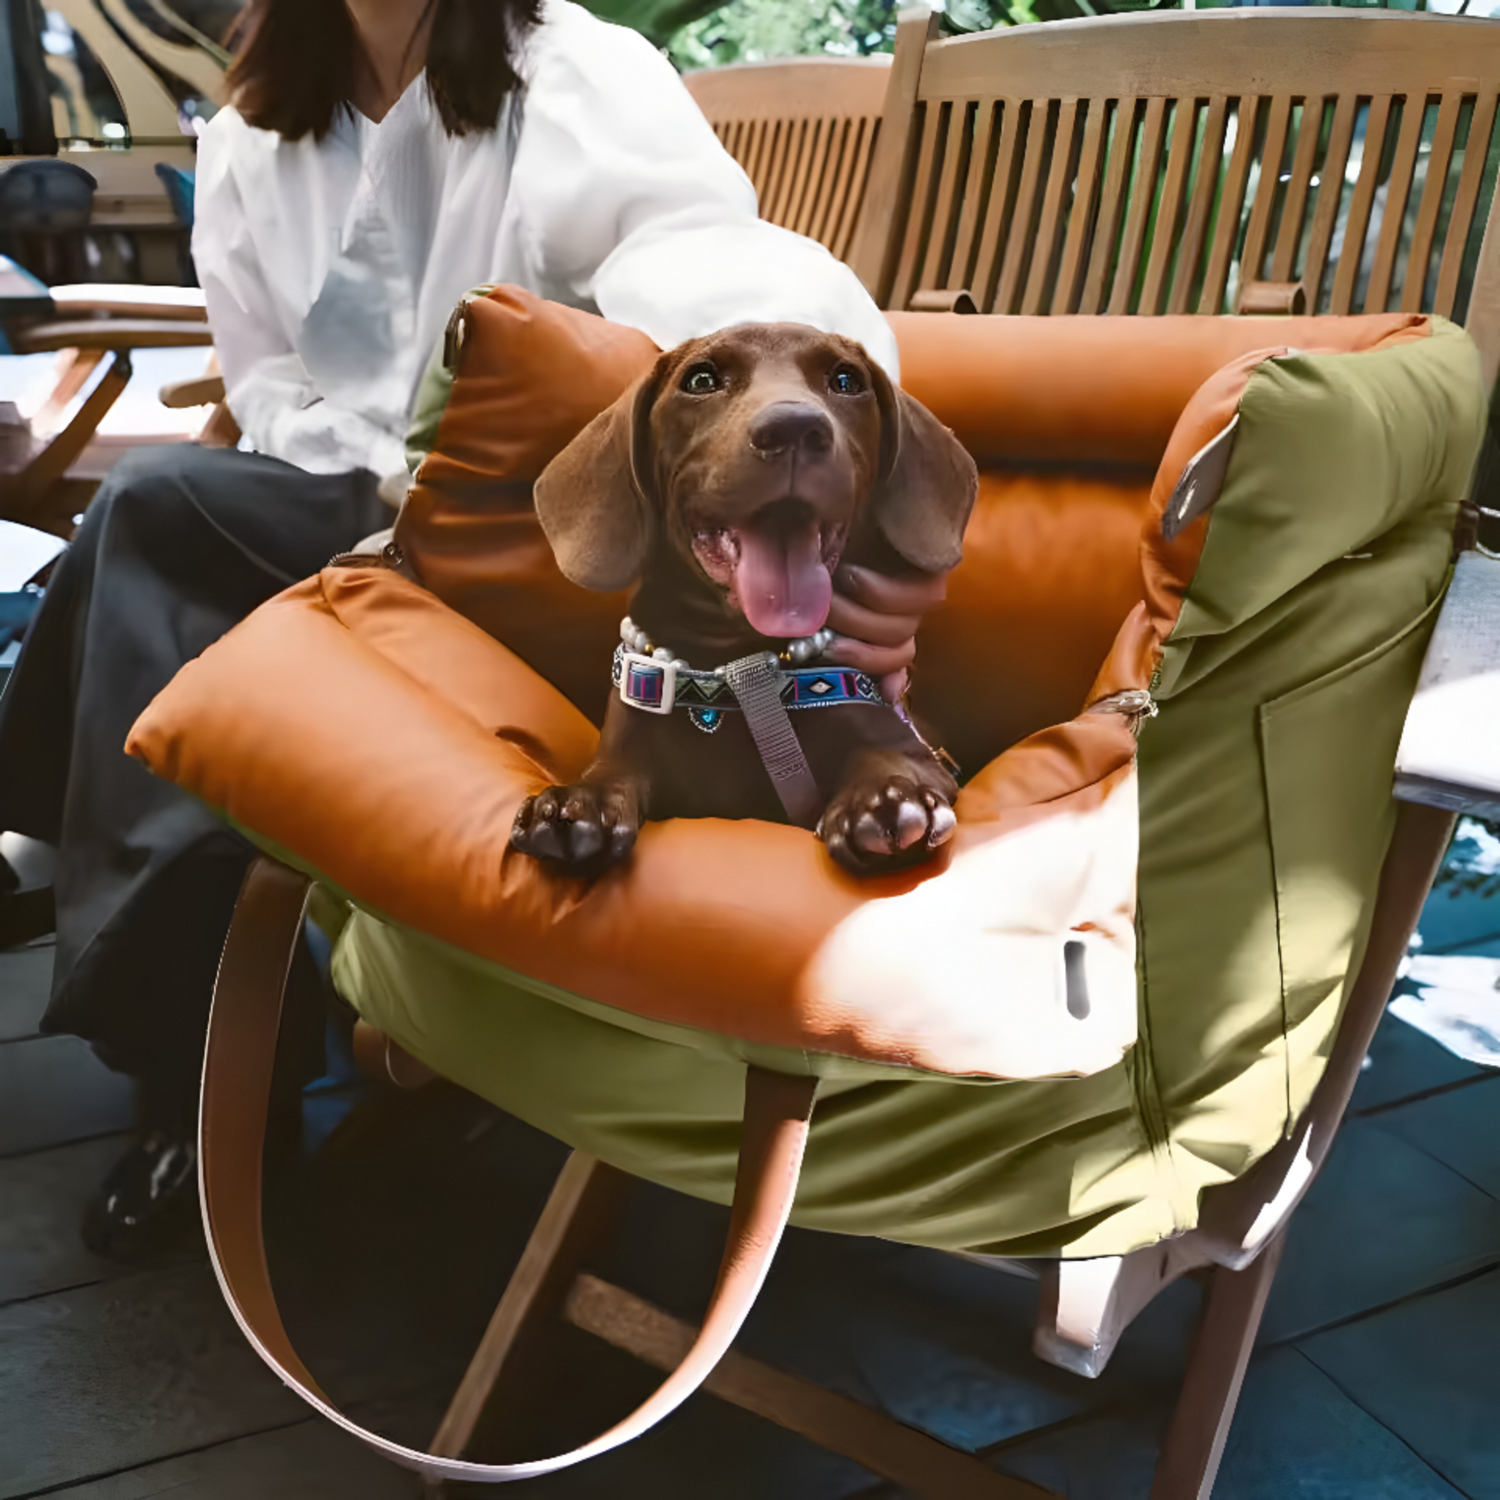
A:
[199,857,819,1482]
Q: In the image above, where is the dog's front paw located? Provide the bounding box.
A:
[510,780,642,876]
[818,773,957,875]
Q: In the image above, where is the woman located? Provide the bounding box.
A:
[0,0,944,1256]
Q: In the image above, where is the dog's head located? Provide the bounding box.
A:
[533,323,977,639]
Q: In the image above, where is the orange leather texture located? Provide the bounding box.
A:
[888,312,1431,466]
[912,470,1153,773]
[128,564,1143,1072]
[408,286,661,487]
[395,288,659,718]
[912,313,1437,771]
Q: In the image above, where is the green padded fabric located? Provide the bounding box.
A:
[327,323,1484,1258]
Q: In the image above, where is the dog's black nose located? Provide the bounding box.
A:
[749,402,834,458]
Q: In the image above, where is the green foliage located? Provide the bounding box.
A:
[666,0,900,69]
[656,0,1209,67]
[587,0,741,48]
[637,0,1478,71]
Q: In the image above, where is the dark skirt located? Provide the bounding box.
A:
[0,444,388,1114]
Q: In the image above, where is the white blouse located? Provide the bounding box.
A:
[192,0,899,478]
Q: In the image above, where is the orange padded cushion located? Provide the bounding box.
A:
[129,565,1151,1078]
[890,311,1431,467]
[396,288,661,719]
[394,293,1431,745]
[913,470,1152,773]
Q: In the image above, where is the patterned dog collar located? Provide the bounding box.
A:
[613,643,884,734]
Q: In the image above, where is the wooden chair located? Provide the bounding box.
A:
[127,14,1500,1496]
[205,519,1488,1497]
[0,279,227,535]
[388,13,1500,1495]
[848,5,1500,382]
[384,801,1453,1500]
[684,54,895,263]
[0,0,234,536]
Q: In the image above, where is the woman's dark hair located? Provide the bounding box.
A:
[226,0,542,142]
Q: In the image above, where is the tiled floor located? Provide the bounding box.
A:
[2,870,1497,1499]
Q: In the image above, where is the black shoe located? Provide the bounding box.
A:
[0,848,55,949]
[81,1127,200,1262]
[80,1083,306,1263]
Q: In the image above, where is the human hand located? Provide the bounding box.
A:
[824,562,950,704]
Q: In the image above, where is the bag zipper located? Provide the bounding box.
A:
[441,286,498,374]
[443,299,472,373]
[1086,687,1158,737]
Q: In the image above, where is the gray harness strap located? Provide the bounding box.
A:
[721,652,825,829]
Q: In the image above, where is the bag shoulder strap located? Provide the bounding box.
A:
[200,857,818,1483]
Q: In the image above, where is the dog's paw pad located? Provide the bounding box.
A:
[511,782,640,875]
[820,776,956,874]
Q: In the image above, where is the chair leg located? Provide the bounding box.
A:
[32,347,104,432]
[5,349,131,529]
[563,1274,1057,1500]
[424,1149,1054,1499]
[1149,1232,1285,1500]
[1033,1232,1214,1379]
[426,1150,630,1468]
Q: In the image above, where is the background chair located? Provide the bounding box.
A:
[0,265,219,533]
[683,52,894,264]
[847,5,1500,366]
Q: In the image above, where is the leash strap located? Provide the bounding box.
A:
[200,857,819,1484]
[721,652,826,829]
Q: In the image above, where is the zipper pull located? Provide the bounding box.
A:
[1087,688,1158,735]
[443,300,471,373]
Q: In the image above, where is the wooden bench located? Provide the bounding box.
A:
[684,54,893,263]
[846,6,1500,385]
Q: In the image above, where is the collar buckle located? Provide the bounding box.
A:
[619,651,678,714]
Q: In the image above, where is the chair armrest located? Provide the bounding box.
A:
[199,403,242,450]
[0,255,54,320]
[48,284,207,321]
[8,319,214,354]
[159,374,225,409]
[1395,549,1500,818]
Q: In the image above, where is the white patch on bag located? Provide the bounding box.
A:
[802,771,1139,1079]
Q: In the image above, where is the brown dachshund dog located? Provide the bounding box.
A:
[509,322,977,876]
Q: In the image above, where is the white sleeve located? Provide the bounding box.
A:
[192,117,408,478]
[508,3,899,379]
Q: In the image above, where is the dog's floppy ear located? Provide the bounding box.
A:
[533,356,667,591]
[866,363,978,574]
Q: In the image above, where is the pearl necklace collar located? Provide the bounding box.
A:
[619,616,837,672]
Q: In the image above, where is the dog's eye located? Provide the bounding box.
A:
[681,363,721,395]
[829,364,865,396]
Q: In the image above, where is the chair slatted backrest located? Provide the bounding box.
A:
[684,56,894,263]
[851,8,1500,380]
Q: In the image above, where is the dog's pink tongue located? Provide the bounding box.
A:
[732,513,832,639]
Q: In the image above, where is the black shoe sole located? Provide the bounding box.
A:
[0,887,55,950]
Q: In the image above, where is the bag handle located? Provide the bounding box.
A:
[199,857,819,1482]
